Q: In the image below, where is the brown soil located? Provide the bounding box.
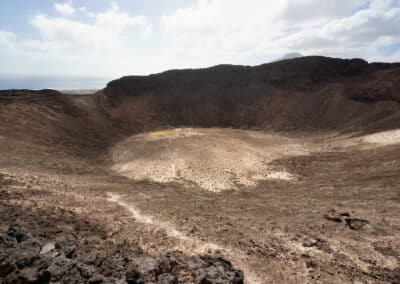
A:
[1,56,400,283]
[110,128,306,192]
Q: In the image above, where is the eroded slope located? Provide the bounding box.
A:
[1,56,400,283]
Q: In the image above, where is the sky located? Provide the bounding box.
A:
[0,0,399,77]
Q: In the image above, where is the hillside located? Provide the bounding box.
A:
[1,56,400,283]
[103,56,400,133]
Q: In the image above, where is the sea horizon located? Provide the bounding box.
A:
[0,75,112,91]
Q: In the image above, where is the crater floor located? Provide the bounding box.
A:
[111,128,307,192]
[1,124,400,283]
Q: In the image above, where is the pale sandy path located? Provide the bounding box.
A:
[107,192,263,284]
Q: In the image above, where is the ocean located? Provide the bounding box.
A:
[0,75,112,90]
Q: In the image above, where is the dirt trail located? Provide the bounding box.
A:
[107,192,194,243]
[107,192,263,284]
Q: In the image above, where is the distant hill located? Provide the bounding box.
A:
[2,56,399,136]
[279,52,304,61]
[102,56,400,133]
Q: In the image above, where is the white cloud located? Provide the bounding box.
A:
[0,3,155,76]
[0,0,399,77]
[0,30,16,48]
[280,0,367,25]
[28,3,152,61]
[54,1,75,17]
[270,0,400,61]
[162,0,287,63]
[30,10,150,45]
[161,0,400,65]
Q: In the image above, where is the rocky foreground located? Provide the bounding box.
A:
[0,223,243,283]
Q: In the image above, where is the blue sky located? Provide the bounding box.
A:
[0,0,399,77]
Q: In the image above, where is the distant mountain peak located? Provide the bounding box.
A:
[279,52,304,61]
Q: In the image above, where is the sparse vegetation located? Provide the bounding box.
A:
[150,129,175,137]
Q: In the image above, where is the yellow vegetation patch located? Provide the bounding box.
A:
[150,129,175,137]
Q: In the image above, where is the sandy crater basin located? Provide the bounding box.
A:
[111,128,308,191]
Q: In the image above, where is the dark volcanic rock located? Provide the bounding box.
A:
[126,256,160,283]
[345,218,369,230]
[7,223,32,243]
[103,56,400,133]
[189,256,244,284]
[157,273,177,284]
[0,224,111,283]
[1,224,244,284]
[56,238,77,258]
[0,89,60,98]
[125,253,244,284]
